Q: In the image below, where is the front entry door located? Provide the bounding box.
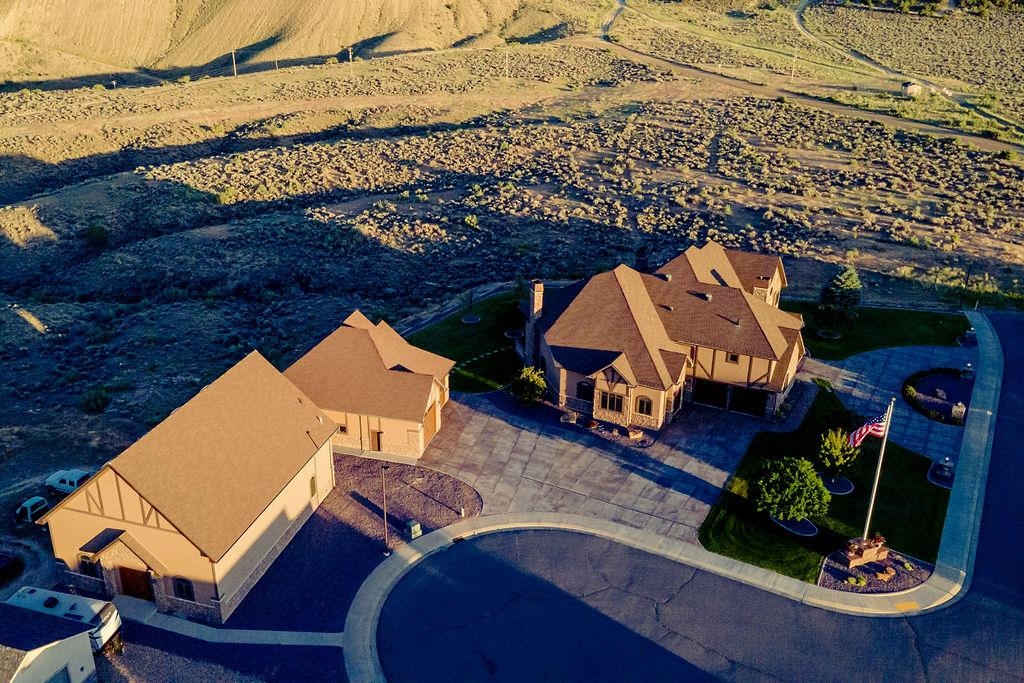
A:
[119,567,154,601]
[370,430,383,451]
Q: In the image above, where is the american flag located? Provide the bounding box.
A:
[849,412,888,448]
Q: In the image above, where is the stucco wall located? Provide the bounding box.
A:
[327,409,427,459]
[16,631,95,683]
[46,468,215,602]
[693,347,774,387]
[212,440,334,620]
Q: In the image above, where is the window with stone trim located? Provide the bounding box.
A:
[635,396,653,416]
[600,391,624,413]
[172,576,195,602]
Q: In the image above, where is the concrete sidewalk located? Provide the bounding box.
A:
[343,312,1003,682]
[113,595,344,647]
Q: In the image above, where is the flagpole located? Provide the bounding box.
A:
[862,397,895,540]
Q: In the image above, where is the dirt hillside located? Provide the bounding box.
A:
[0,0,591,81]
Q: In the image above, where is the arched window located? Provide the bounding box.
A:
[576,381,595,402]
[172,577,195,602]
[635,396,653,416]
[78,555,100,579]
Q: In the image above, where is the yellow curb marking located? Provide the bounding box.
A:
[893,601,919,612]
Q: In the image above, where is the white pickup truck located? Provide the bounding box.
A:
[45,469,91,495]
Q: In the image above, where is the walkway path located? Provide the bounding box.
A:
[113,595,344,647]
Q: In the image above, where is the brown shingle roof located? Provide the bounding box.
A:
[536,241,803,387]
[285,310,455,423]
[727,249,785,292]
[104,351,337,562]
[541,266,689,390]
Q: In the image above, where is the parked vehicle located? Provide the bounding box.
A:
[6,586,123,653]
[45,469,91,495]
[13,496,49,525]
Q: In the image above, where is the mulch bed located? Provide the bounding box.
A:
[817,550,934,594]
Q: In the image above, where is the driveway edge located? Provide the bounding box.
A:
[344,312,1002,682]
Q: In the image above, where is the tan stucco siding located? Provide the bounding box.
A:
[326,409,425,458]
[46,468,211,592]
[693,347,773,387]
[213,440,334,614]
[15,631,95,683]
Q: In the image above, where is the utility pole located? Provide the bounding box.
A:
[790,48,798,83]
[381,463,391,556]
[274,59,279,71]
[504,45,510,85]
[349,47,354,80]
[231,49,238,77]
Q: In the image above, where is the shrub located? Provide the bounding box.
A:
[325,56,339,65]
[903,385,917,400]
[80,386,111,414]
[81,224,110,248]
[510,367,547,404]
[464,214,480,228]
[817,428,860,476]
[753,457,831,522]
[176,75,191,84]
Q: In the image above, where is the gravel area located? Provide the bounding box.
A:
[817,550,934,594]
[96,622,344,682]
[221,452,481,632]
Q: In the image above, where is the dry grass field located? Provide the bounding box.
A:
[804,2,1024,123]
[1,5,1024,674]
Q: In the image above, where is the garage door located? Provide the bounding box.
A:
[692,379,728,410]
[730,387,770,418]
[423,402,438,445]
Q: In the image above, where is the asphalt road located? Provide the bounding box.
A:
[377,313,1024,682]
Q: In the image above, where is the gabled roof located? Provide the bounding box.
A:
[540,265,690,390]
[535,241,803,390]
[285,310,456,423]
[46,351,337,563]
[0,603,91,679]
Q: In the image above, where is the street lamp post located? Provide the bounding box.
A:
[381,463,391,556]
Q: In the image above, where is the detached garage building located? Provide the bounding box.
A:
[285,310,455,460]
[41,351,337,624]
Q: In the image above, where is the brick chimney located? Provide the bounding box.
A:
[529,280,544,320]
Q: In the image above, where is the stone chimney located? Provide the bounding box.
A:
[529,280,544,320]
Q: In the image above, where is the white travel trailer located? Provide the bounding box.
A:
[6,586,123,653]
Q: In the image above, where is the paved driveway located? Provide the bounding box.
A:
[831,344,976,463]
[420,383,817,545]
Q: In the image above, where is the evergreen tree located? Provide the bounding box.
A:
[819,264,862,323]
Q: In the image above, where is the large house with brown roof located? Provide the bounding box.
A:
[285,310,455,460]
[40,351,338,624]
[520,241,805,428]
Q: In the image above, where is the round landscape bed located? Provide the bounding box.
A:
[820,475,854,496]
[770,516,818,537]
[902,367,973,425]
[816,328,842,340]
[461,314,481,324]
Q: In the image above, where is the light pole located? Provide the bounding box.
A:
[381,463,391,556]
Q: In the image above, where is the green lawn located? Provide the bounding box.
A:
[780,301,970,361]
[698,389,951,583]
[407,291,525,392]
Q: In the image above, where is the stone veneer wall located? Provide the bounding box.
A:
[211,501,316,623]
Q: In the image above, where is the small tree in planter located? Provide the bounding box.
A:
[817,428,859,493]
[511,367,547,405]
[753,457,831,525]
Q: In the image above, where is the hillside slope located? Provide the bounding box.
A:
[0,0,594,82]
